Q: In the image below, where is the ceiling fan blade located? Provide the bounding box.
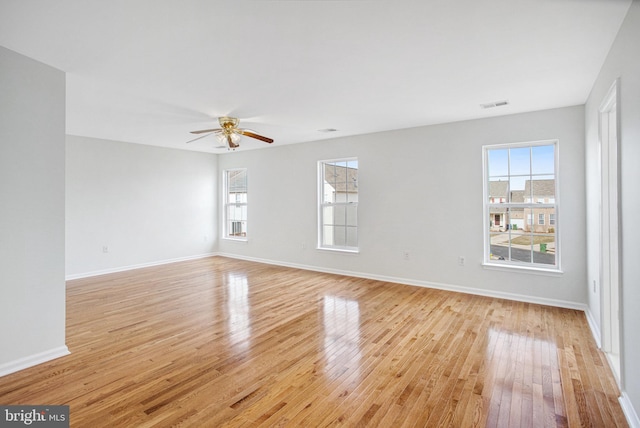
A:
[190,128,221,135]
[237,129,274,143]
[185,132,217,144]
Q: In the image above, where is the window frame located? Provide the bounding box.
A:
[222,168,248,241]
[482,139,561,273]
[317,157,359,253]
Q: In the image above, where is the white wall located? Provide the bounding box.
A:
[585,0,640,423]
[66,136,218,278]
[0,46,68,374]
[218,105,586,307]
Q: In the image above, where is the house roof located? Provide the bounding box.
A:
[324,164,358,193]
[524,179,555,198]
[489,181,509,198]
[489,180,554,200]
[510,190,525,203]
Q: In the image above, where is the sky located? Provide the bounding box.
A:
[488,144,555,191]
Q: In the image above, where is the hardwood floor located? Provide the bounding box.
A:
[0,257,627,427]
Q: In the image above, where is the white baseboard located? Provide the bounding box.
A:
[0,346,70,378]
[216,253,586,311]
[620,392,640,428]
[65,252,217,280]
[584,307,602,348]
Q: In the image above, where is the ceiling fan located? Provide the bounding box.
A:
[187,116,274,150]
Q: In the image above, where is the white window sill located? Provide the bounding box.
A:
[317,246,360,254]
[223,237,248,243]
[483,262,563,276]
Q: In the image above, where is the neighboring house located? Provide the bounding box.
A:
[323,163,358,202]
[523,179,556,233]
[488,179,555,233]
[488,181,508,230]
[508,190,525,230]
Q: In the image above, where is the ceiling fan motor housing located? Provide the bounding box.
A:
[219,116,239,129]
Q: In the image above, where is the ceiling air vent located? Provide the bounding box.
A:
[480,100,509,109]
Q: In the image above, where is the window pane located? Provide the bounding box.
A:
[333,226,346,246]
[530,176,555,203]
[524,207,533,232]
[510,190,525,206]
[322,182,335,203]
[334,205,346,226]
[488,179,508,203]
[320,203,357,235]
[532,233,556,265]
[489,207,509,231]
[346,164,358,201]
[227,205,236,221]
[227,205,247,222]
[509,147,531,176]
[229,192,247,203]
[322,206,334,226]
[228,170,247,192]
[532,145,555,175]
[509,207,525,231]
[227,220,246,237]
[509,231,532,263]
[487,149,508,177]
[509,175,525,192]
[323,225,334,246]
[346,226,358,247]
[346,205,357,226]
[346,180,357,194]
[489,232,510,261]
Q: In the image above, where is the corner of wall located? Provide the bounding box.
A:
[0,347,70,378]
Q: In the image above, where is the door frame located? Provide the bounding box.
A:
[598,78,622,387]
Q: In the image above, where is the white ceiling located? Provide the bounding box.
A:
[0,0,632,153]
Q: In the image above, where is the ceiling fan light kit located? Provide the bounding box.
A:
[187,116,274,150]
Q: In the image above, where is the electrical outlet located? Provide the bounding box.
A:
[402,251,410,261]
[458,256,465,266]
[102,246,109,253]
[301,242,306,250]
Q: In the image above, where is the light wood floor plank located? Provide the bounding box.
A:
[0,257,627,427]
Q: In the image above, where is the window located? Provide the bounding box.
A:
[223,169,248,239]
[318,158,358,251]
[484,140,559,270]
